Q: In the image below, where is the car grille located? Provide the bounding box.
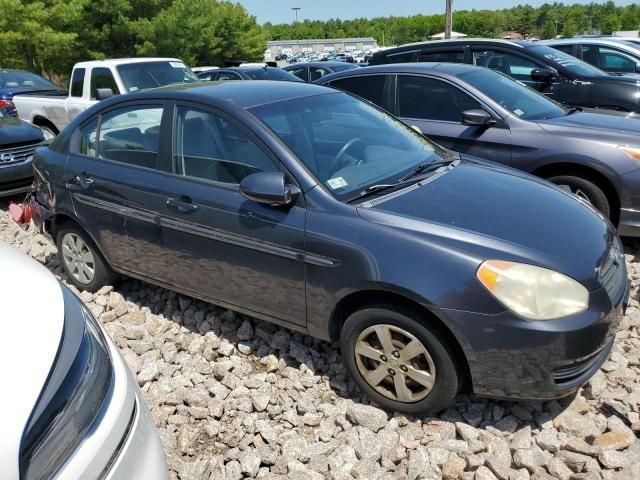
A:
[553,338,613,386]
[0,140,43,167]
[599,241,627,301]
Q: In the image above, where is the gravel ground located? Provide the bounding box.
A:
[2,206,640,480]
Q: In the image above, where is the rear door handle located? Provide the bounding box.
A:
[166,197,198,213]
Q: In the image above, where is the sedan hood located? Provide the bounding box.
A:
[357,160,613,289]
[0,117,44,146]
[0,241,64,479]
[538,110,640,135]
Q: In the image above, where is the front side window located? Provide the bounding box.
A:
[288,67,307,81]
[98,106,163,168]
[251,92,440,201]
[329,75,387,107]
[70,68,85,97]
[173,107,277,185]
[473,50,540,81]
[459,68,566,120]
[90,68,119,99]
[309,67,331,82]
[397,75,481,122]
[419,50,465,63]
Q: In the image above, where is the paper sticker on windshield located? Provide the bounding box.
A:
[327,177,348,189]
[170,61,187,68]
[514,108,525,117]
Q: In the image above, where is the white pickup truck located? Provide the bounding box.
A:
[13,58,198,135]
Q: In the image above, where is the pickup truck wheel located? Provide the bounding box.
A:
[546,175,610,219]
[341,305,459,415]
[56,224,116,292]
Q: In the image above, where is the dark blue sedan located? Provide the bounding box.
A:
[0,69,63,116]
[31,81,627,414]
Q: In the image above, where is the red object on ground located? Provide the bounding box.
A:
[8,202,32,229]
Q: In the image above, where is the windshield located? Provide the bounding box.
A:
[459,68,567,120]
[116,61,199,92]
[0,70,59,90]
[251,92,440,201]
[529,45,607,77]
[244,68,303,82]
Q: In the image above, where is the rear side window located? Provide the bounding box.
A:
[397,75,481,122]
[329,75,387,107]
[98,105,163,168]
[288,67,307,81]
[418,50,465,63]
[386,50,418,63]
[552,44,574,55]
[473,50,540,81]
[78,118,98,156]
[217,72,242,81]
[90,68,119,100]
[70,68,85,97]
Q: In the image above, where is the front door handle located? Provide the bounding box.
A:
[166,197,198,213]
[72,173,94,190]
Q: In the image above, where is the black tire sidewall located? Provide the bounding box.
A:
[56,225,113,292]
[547,175,610,219]
[341,306,459,415]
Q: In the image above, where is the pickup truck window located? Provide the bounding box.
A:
[98,105,163,169]
[116,61,198,92]
[90,68,119,100]
[70,69,85,97]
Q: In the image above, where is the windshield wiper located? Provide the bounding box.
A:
[566,106,583,115]
[398,159,454,183]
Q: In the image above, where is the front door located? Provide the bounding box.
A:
[394,74,512,166]
[161,104,307,326]
[65,102,171,275]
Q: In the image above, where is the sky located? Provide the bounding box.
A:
[237,0,637,24]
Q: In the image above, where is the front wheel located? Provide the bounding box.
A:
[56,224,116,292]
[546,175,610,220]
[341,306,459,415]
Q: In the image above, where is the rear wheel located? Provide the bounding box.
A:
[546,175,610,220]
[56,223,116,292]
[341,305,459,415]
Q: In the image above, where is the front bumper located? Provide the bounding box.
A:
[439,281,628,401]
[54,326,168,480]
[0,159,32,197]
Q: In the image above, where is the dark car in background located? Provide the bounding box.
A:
[0,108,46,196]
[541,38,640,75]
[196,65,302,82]
[317,63,640,235]
[368,39,640,113]
[31,81,626,414]
[283,61,359,82]
[0,69,64,116]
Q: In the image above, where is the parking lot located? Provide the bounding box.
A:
[2,201,639,480]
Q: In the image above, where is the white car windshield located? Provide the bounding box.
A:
[251,92,441,201]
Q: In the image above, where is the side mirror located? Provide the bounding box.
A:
[240,171,298,207]
[531,67,556,82]
[410,125,422,134]
[461,109,495,127]
[96,88,114,101]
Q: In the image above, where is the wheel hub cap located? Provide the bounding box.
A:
[354,324,436,403]
[61,233,95,285]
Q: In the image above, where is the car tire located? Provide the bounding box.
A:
[56,223,116,292]
[546,175,610,219]
[341,305,459,415]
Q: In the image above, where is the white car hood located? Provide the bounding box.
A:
[0,241,64,479]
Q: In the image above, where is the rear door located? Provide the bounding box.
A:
[160,103,307,325]
[65,101,172,275]
[393,74,512,165]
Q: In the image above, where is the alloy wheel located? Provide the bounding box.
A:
[354,324,436,403]
[61,232,96,285]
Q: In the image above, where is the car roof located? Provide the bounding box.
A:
[74,57,185,68]
[285,61,357,68]
[317,62,482,80]
[375,38,528,55]
[129,80,336,109]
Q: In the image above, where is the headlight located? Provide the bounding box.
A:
[20,284,112,480]
[476,260,589,320]
[619,146,640,162]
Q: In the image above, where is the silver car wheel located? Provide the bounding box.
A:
[61,232,96,285]
[354,324,436,403]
